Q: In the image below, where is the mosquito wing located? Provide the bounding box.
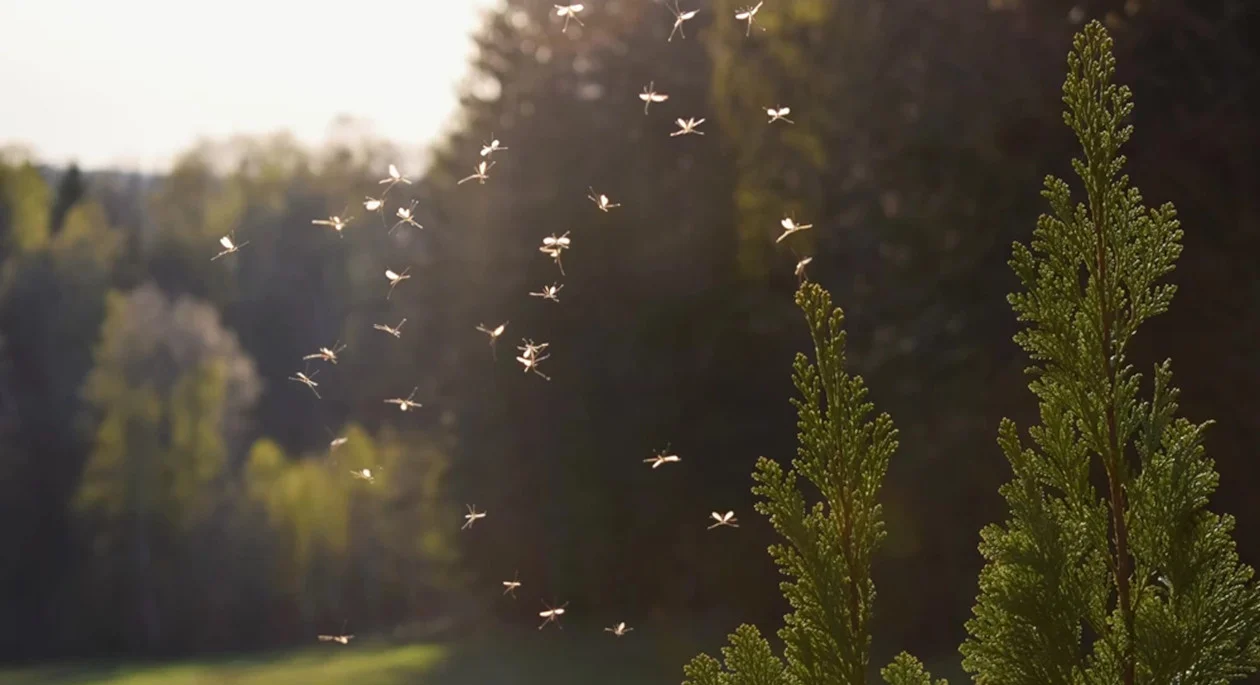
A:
[219,236,234,249]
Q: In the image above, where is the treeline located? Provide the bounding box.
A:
[1,0,1258,673]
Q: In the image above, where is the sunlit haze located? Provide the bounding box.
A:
[0,0,499,172]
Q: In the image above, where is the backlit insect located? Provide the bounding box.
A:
[374,318,407,339]
[670,117,706,137]
[476,321,508,359]
[554,4,585,32]
[666,0,698,41]
[538,601,568,630]
[644,449,681,469]
[766,106,794,124]
[709,511,739,529]
[531,283,563,302]
[462,504,487,530]
[605,621,633,637]
[212,233,248,261]
[363,196,384,212]
[384,387,422,412]
[794,255,813,283]
[289,369,321,399]
[503,571,522,598]
[378,163,412,197]
[458,160,496,185]
[639,81,669,114]
[303,342,346,365]
[329,435,349,451]
[735,1,764,36]
[312,212,352,236]
[588,187,621,212]
[391,200,423,234]
[776,216,814,243]
[350,467,376,482]
[481,136,508,157]
[517,339,552,380]
[318,623,354,645]
[385,267,411,299]
[539,232,572,275]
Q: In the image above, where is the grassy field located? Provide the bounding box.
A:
[0,619,722,685]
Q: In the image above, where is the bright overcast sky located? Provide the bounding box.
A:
[0,0,499,172]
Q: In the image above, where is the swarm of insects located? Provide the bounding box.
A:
[708,511,739,529]
[212,233,247,261]
[736,1,765,36]
[666,1,698,42]
[458,160,495,185]
[554,4,584,32]
[671,117,706,137]
[776,216,813,243]
[463,504,487,530]
[639,81,669,114]
[538,600,568,630]
[766,106,794,124]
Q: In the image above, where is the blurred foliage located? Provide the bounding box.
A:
[0,0,1256,678]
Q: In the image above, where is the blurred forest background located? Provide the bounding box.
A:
[2,0,1258,681]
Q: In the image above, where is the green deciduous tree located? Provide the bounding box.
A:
[961,20,1260,685]
[683,283,939,685]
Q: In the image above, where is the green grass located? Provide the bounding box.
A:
[0,618,728,685]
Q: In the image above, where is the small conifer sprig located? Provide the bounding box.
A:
[961,20,1260,685]
[683,283,940,685]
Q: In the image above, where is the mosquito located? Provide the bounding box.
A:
[476,321,508,359]
[670,117,706,136]
[776,216,814,243]
[330,435,349,451]
[503,571,522,598]
[735,1,765,36]
[385,267,411,299]
[391,200,423,234]
[458,160,495,185]
[539,232,572,275]
[364,196,384,213]
[318,622,354,645]
[605,621,633,637]
[639,81,669,115]
[644,449,681,469]
[289,369,321,399]
[303,341,346,365]
[554,4,585,32]
[666,0,698,42]
[463,504,487,530]
[350,467,376,482]
[766,106,794,124]
[709,511,739,529]
[794,255,813,283]
[530,283,563,302]
[384,386,422,412]
[212,233,248,261]
[588,187,621,212]
[312,212,352,237]
[374,318,407,339]
[538,600,568,630]
[378,163,412,198]
[517,339,552,380]
[481,136,508,157]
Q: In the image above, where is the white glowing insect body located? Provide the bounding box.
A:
[766,106,794,124]
[588,188,621,212]
[795,255,813,282]
[666,1,698,42]
[458,160,496,185]
[554,4,585,32]
[709,510,739,529]
[462,504,487,530]
[503,571,522,598]
[289,370,321,399]
[303,342,346,365]
[639,81,669,115]
[363,196,384,212]
[378,163,412,197]
[212,234,248,261]
[776,216,814,243]
[643,450,682,469]
[735,1,765,36]
[605,621,633,637]
[539,232,572,275]
[530,283,564,302]
[329,436,349,451]
[476,321,509,359]
[390,200,423,234]
[350,468,376,482]
[517,339,552,380]
[538,601,568,630]
[312,214,352,235]
[670,117,706,137]
[318,634,354,644]
[385,267,411,299]
[481,136,508,157]
[384,387,422,412]
[374,318,407,339]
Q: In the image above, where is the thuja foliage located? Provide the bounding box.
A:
[682,282,941,685]
[961,20,1260,685]
[685,20,1260,685]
